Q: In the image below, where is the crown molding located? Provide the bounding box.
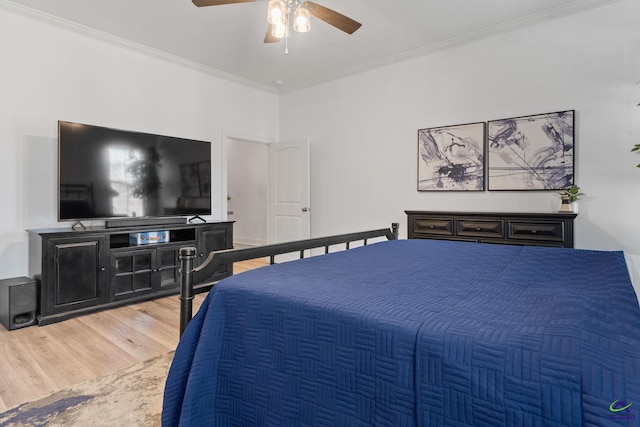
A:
[278,0,622,94]
[1,0,622,95]
[0,0,278,94]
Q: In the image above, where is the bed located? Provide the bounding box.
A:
[162,229,640,426]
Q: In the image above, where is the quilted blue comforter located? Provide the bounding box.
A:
[162,239,640,426]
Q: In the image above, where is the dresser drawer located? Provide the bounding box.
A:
[412,217,454,237]
[406,211,576,248]
[457,219,504,238]
[508,221,564,242]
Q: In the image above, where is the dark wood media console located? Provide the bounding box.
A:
[405,211,577,248]
[27,221,233,325]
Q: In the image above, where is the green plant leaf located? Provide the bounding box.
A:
[559,185,584,202]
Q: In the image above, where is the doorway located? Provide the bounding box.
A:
[226,137,269,247]
[224,134,310,248]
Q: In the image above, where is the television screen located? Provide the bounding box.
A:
[58,121,212,221]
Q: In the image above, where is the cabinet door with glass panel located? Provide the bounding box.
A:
[155,246,182,291]
[110,249,156,301]
[109,245,182,301]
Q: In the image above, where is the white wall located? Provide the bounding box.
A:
[279,1,640,286]
[0,7,279,279]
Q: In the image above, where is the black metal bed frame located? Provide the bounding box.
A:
[178,223,399,336]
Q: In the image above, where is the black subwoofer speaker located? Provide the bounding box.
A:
[0,277,37,330]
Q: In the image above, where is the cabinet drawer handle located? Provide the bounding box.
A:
[476,227,482,231]
[531,228,538,234]
[429,225,435,229]
[100,267,106,272]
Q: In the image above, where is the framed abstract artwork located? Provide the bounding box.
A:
[487,110,574,191]
[417,122,485,191]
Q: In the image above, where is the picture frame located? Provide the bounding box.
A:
[487,110,574,191]
[417,121,485,191]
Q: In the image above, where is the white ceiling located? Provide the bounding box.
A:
[4,0,620,93]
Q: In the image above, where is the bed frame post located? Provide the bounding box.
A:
[391,222,399,240]
[179,247,196,337]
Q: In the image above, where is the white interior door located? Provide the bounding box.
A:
[268,138,310,244]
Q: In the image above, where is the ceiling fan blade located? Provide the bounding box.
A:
[303,1,361,34]
[264,25,281,43]
[192,0,255,7]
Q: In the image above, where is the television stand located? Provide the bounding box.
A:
[27,221,234,325]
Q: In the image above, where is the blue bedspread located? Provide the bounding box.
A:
[162,240,640,426]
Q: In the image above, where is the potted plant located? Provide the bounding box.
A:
[632,144,640,168]
[558,184,584,213]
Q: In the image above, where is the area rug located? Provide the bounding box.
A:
[0,351,174,427]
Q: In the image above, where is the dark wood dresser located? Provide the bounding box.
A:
[405,211,577,248]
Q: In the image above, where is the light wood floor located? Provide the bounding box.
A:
[0,258,268,412]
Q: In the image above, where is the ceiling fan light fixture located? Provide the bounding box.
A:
[267,0,286,25]
[272,19,289,39]
[293,5,311,33]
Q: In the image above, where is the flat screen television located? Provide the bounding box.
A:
[58,121,212,222]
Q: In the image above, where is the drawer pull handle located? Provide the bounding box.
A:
[429,225,435,229]
[531,228,538,234]
[476,227,482,231]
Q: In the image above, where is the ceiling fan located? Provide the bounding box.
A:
[192,0,362,44]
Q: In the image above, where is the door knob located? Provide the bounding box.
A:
[302,207,309,212]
